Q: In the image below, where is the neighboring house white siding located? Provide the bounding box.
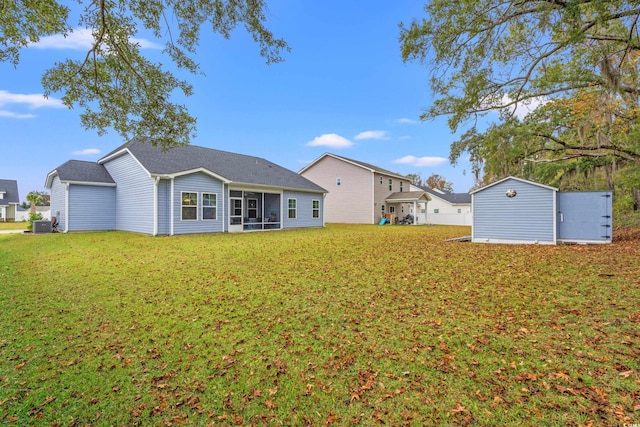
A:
[472,178,556,244]
[103,152,155,234]
[301,156,372,224]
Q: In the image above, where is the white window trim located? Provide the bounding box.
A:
[181,191,198,221]
[312,199,320,219]
[202,192,217,221]
[287,198,297,219]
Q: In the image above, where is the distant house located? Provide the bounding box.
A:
[45,139,326,235]
[471,176,612,244]
[299,153,430,224]
[410,184,472,226]
[0,179,20,222]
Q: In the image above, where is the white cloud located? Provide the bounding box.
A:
[354,130,388,140]
[501,94,548,120]
[395,118,418,124]
[393,155,447,167]
[72,148,101,156]
[306,133,353,148]
[31,27,162,50]
[0,90,64,109]
[0,110,36,119]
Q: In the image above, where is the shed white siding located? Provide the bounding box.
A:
[472,178,556,244]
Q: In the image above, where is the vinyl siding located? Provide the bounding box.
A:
[282,190,324,229]
[172,172,224,235]
[373,173,412,223]
[49,176,66,231]
[300,156,372,223]
[103,152,155,234]
[473,179,555,244]
[157,179,171,235]
[68,185,116,231]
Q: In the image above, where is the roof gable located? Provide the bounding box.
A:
[45,160,115,188]
[0,179,19,203]
[100,139,326,193]
[300,153,407,181]
[470,176,557,195]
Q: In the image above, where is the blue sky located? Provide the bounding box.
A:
[1,0,478,201]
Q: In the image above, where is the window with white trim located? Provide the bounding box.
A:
[388,178,393,191]
[336,177,342,186]
[312,200,320,218]
[434,208,439,214]
[379,176,383,185]
[202,193,217,220]
[400,182,404,192]
[288,198,297,219]
[181,192,197,220]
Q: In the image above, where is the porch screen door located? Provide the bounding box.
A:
[229,198,243,232]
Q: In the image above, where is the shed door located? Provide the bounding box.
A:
[557,192,612,242]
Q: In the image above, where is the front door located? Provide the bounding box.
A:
[229,198,243,232]
[557,191,612,243]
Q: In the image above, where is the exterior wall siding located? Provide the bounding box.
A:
[157,179,170,235]
[103,153,155,234]
[172,173,224,235]
[473,179,555,244]
[424,197,472,226]
[374,173,412,223]
[300,156,372,223]
[282,190,324,229]
[50,176,67,231]
[68,185,116,231]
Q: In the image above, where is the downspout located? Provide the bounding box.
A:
[323,193,327,227]
[170,178,175,236]
[153,176,159,236]
[413,201,417,225]
[64,182,69,233]
[552,190,557,244]
[222,183,226,232]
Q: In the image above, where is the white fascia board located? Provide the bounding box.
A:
[470,176,558,194]
[164,167,231,183]
[61,180,116,187]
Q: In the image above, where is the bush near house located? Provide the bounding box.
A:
[0,225,638,426]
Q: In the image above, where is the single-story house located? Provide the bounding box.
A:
[45,139,327,235]
[0,179,20,222]
[471,176,612,244]
[410,184,472,225]
[299,153,430,224]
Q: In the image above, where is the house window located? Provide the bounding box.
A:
[400,182,404,192]
[380,176,383,185]
[247,198,258,219]
[312,200,320,218]
[202,193,217,220]
[381,205,385,213]
[388,179,393,191]
[336,177,342,186]
[457,208,462,214]
[288,198,297,219]
[434,208,439,214]
[181,192,197,220]
[389,206,395,214]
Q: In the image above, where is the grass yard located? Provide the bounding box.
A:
[0,222,28,231]
[0,225,638,426]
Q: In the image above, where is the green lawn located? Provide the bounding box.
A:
[0,222,27,231]
[1,225,638,426]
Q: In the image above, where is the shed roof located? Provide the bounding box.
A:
[470,176,558,195]
[100,139,326,193]
[0,179,19,204]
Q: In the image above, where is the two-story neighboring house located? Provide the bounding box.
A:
[299,153,430,224]
[0,179,20,222]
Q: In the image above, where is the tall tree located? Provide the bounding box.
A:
[425,173,453,192]
[406,173,423,186]
[0,0,289,149]
[400,0,640,190]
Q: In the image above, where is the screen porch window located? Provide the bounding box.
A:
[288,198,297,219]
[202,193,217,220]
[312,200,320,218]
[181,192,197,220]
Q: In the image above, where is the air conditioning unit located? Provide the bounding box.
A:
[33,220,52,234]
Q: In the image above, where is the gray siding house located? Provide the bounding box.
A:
[0,179,20,222]
[471,176,612,244]
[299,153,430,224]
[45,140,326,235]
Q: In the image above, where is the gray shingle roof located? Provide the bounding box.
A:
[48,160,116,185]
[0,179,19,203]
[101,139,326,193]
[418,186,471,204]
